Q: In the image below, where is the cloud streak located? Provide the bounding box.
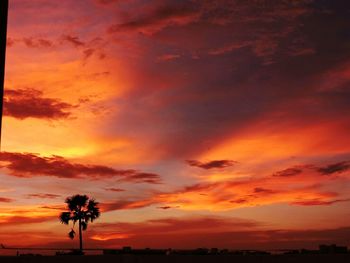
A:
[186,159,236,169]
[0,152,161,183]
[317,161,350,175]
[108,1,199,35]
[26,193,61,199]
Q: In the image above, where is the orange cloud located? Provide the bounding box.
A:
[116,161,350,212]
[90,233,130,241]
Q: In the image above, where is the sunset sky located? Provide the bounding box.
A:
[1,0,350,251]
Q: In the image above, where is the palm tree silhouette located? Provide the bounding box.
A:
[59,194,100,253]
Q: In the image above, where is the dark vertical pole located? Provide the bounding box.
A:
[78,218,83,253]
[0,0,8,150]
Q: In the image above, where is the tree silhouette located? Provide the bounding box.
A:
[59,194,100,253]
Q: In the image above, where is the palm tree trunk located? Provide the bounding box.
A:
[78,218,83,253]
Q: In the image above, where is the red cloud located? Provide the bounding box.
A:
[104,188,125,192]
[291,198,350,206]
[0,152,161,183]
[253,187,276,194]
[91,216,259,237]
[101,199,156,212]
[4,88,73,120]
[0,197,13,203]
[187,159,236,169]
[273,166,305,177]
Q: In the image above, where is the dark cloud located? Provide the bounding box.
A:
[83,48,95,60]
[181,183,217,193]
[7,34,104,64]
[187,159,236,169]
[22,37,53,48]
[60,35,106,63]
[157,206,180,210]
[26,193,61,199]
[291,198,350,206]
[6,37,53,48]
[230,198,248,204]
[273,167,305,177]
[4,88,73,120]
[317,161,350,175]
[253,187,276,194]
[61,34,85,47]
[108,1,199,35]
[0,152,161,183]
[102,0,350,159]
[273,162,350,177]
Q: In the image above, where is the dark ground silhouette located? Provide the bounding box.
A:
[0,254,350,263]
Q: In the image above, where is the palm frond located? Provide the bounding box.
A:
[81,221,88,231]
[59,212,71,225]
[68,229,76,240]
[87,199,98,209]
[87,199,100,221]
[66,194,89,211]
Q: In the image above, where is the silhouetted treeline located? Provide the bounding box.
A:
[101,244,348,256]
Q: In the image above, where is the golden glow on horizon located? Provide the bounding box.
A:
[90,233,131,241]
